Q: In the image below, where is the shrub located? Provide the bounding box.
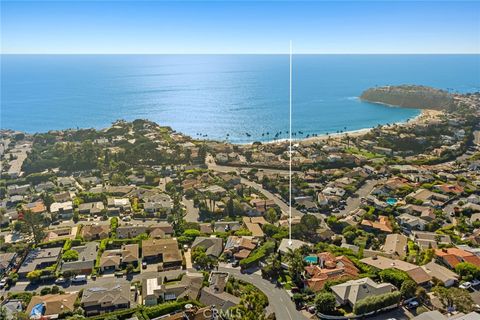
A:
[240,241,275,268]
[379,268,410,288]
[353,291,401,315]
[315,292,336,314]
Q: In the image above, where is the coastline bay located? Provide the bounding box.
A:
[1,54,479,143]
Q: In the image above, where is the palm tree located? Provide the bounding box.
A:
[285,248,305,285]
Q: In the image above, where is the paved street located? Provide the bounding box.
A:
[182,196,200,222]
[3,265,307,320]
[218,266,308,320]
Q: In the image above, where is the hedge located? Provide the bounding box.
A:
[240,241,275,267]
[143,300,201,319]
[353,291,401,315]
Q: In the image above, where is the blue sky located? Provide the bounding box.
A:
[1,1,479,54]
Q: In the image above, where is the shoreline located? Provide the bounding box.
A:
[2,108,443,147]
[236,108,442,146]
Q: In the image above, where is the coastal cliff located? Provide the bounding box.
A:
[360,85,455,111]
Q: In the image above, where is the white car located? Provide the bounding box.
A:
[460,282,472,289]
[55,277,67,284]
[72,275,87,283]
[0,279,7,289]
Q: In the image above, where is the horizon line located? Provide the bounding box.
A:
[2,52,480,55]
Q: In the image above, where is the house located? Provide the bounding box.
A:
[365,195,389,211]
[213,221,241,233]
[142,272,203,306]
[304,252,359,292]
[421,261,458,287]
[199,272,241,312]
[242,217,266,238]
[0,252,16,275]
[18,247,61,278]
[397,213,426,231]
[57,176,77,188]
[53,191,72,203]
[107,197,131,214]
[26,293,77,319]
[61,242,98,275]
[50,201,73,219]
[400,204,436,221]
[117,225,147,239]
[360,216,393,233]
[383,234,408,258]
[224,236,257,260]
[434,183,464,195]
[361,256,431,285]
[1,299,23,320]
[100,243,139,272]
[435,247,480,269]
[412,231,451,250]
[81,224,110,241]
[199,223,214,234]
[331,278,396,309]
[78,201,105,215]
[100,251,121,272]
[44,226,78,242]
[143,193,173,214]
[7,184,29,196]
[21,200,47,215]
[192,236,223,258]
[407,189,449,206]
[249,198,276,214]
[81,283,131,316]
[142,238,182,269]
[278,238,311,255]
[197,185,227,197]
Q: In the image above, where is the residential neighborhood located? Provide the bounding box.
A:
[0,91,479,320]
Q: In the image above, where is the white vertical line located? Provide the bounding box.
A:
[289,40,293,246]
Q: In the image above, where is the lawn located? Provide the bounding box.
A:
[345,147,384,159]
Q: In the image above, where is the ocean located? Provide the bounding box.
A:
[1,54,479,143]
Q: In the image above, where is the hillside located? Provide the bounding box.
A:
[360,85,455,111]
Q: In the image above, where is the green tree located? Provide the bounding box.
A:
[433,286,474,313]
[285,248,305,285]
[26,270,42,283]
[455,262,480,281]
[18,210,45,245]
[315,292,336,314]
[63,249,79,262]
[379,268,410,288]
[191,246,215,269]
[400,279,417,299]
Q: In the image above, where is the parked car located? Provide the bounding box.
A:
[0,278,7,289]
[460,282,472,289]
[54,277,68,285]
[72,275,87,284]
[471,279,480,287]
[142,261,147,269]
[114,271,124,277]
[406,300,419,309]
[232,260,239,267]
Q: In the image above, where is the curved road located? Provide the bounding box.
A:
[218,266,308,320]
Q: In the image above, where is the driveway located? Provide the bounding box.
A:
[182,196,200,222]
[218,266,308,320]
[335,178,385,217]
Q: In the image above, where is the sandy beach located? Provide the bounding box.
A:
[257,108,444,147]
